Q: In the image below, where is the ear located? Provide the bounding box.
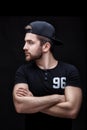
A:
[42,42,51,52]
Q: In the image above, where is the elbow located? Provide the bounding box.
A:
[70,104,82,119]
[69,109,79,119]
[70,111,78,119]
[13,102,24,113]
[16,105,22,113]
[13,96,24,113]
[67,102,82,119]
[15,104,23,113]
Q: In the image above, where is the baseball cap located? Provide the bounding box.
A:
[25,21,63,45]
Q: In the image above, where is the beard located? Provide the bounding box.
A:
[25,51,43,62]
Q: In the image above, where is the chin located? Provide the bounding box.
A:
[25,57,31,61]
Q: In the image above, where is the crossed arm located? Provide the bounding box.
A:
[13,83,82,119]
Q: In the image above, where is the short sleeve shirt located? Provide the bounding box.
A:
[15,61,81,96]
[14,60,81,130]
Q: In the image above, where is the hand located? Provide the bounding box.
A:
[16,87,33,97]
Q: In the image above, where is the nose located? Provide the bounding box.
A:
[23,42,28,50]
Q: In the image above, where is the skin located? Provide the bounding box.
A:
[13,33,82,119]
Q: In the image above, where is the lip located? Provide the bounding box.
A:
[25,52,30,56]
[25,53,29,56]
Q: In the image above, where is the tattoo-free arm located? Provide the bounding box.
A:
[41,86,82,119]
[13,83,64,113]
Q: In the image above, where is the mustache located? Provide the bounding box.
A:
[24,51,30,54]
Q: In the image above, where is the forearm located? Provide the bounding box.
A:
[13,85,82,118]
[41,101,73,118]
[41,88,82,119]
[40,94,71,118]
[13,94,60,113]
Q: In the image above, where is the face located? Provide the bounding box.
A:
[23,33,43,61]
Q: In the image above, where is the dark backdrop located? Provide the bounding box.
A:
[0,16,86,130]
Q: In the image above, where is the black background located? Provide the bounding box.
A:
[0,16,86,130]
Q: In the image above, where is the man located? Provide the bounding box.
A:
[12,21,82,130]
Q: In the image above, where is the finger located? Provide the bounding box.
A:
[16,89,28,95]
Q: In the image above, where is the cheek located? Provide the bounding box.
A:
[32,45,42,53]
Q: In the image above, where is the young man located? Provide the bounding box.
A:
[12,21,82,130]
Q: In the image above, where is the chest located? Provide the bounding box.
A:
[27,69,68,96]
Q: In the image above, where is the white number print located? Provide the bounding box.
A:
[53,77,66,89]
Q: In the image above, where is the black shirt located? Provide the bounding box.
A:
[14,61,81,130]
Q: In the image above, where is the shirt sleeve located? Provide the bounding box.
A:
[14,65,27,84]
[66,65,81,88]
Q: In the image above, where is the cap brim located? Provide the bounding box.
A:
[51,38,63,46]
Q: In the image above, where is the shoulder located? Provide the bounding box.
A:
[59,61,79,73]
[16,61,36,72]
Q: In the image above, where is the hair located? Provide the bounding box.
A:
[36,35,54,53]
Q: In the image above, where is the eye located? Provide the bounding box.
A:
[26,40,34,45]
[29,41,34,45]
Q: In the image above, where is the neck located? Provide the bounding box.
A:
[36,51,58,70]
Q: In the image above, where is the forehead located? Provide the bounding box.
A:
[25,33,38,41]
